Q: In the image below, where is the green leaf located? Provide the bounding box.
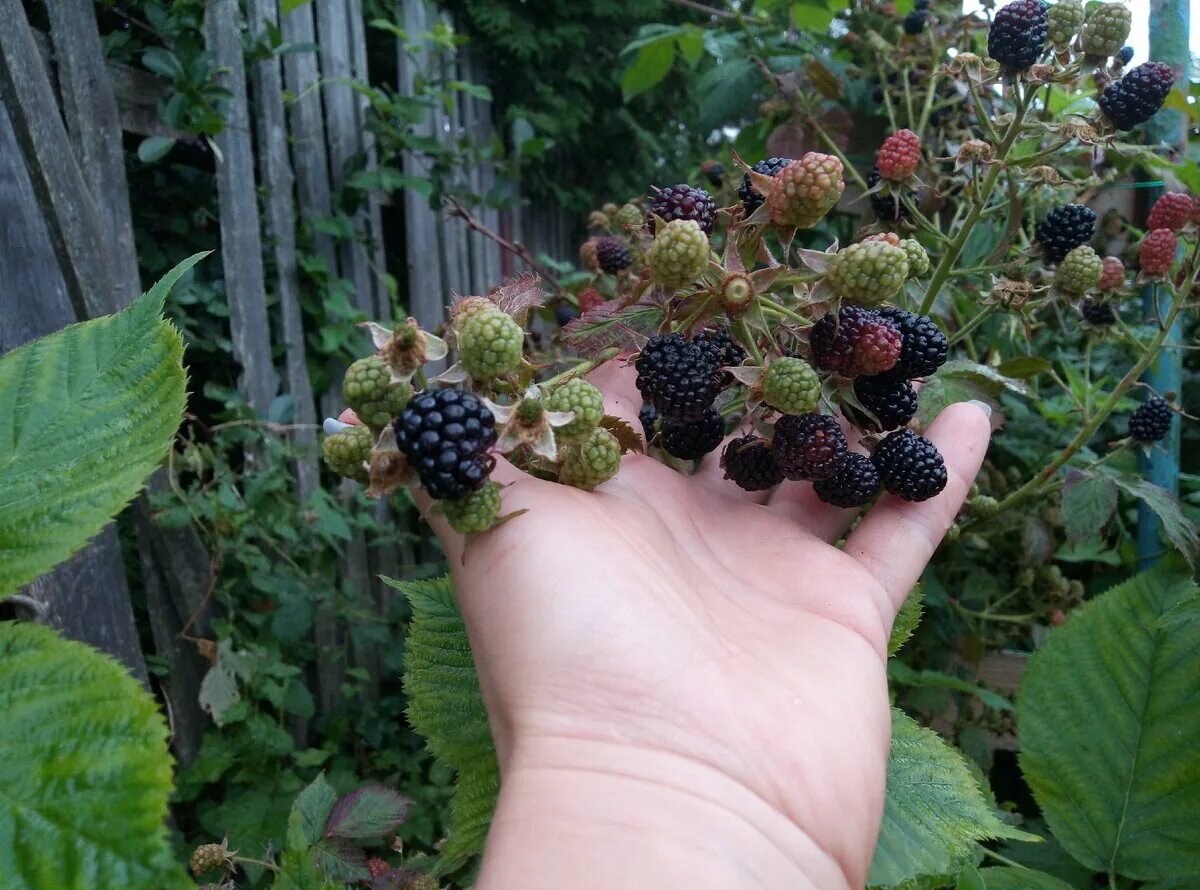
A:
[137,136,175,164]
[281,0,313,12]
[792,0,836,32]
[0,254,204,598]
[1102,470,1200,567]
[394,575,499,875]
[0,621,187,888]
[916,374,992,427]
[956,865,986,890]
[620,40,675,101]
[979,867,1074,890]
[1061,471,1117,544]
[889,586,924,656]
[889,662,1013,712]
[938,359,1029,397]
[1018,561,1200,880]
[287,773,337,852]
[324,785,409,840]
[995,356,1052,379]
[869,711,1035,888]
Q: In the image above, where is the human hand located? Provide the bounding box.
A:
[413,360,993,890]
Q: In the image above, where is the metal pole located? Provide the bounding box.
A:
[1136,0,1189,569]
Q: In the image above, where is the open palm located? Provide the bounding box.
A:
[418,361,993,890]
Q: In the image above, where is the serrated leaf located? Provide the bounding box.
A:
[599,414,644,453]
[310,839,370,882]
[288,773,337,851]
[956,865,986,890]
[916,375,993,428]
[0,254,205,598]
[198,661,240,727]
[979,867,1074,889]
[0,621,187,888]
[1061,471,1117,544]
[938,359,1029,397]
[620,39,674,101]
[888,662,1013,712]
[1018,561,1200,880]
[869,711,1035,888]
[995,356,1052,379]
[1101,470,1199,567]
[324,785,409,840]
[393,575,498,875]
[889,586,924,656]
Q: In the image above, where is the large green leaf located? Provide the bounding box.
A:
[979,867,1074,890]
[0,254,204,597]
[868,711,1034,888]
[1018,561,1200,880]
[394,575,499,876]
[0,621,186,889]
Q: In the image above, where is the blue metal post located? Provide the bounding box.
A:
[1136,0,1189,569]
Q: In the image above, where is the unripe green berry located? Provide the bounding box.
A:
[322,425,373,483]
[442,481,502,533]
[615,203,642,229]
[1080,3,1131,58]
[344,355,412,431]
[647,219,710,291]
[560,427,621,490]
[545,378,605,442]
[1046,0,1084,47]
[900,239,931,279]
[459,308,524,380]
[761,357,821,415]
[827,241,910,305]
[1056,245,1103,294]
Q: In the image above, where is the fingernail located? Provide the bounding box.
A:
[967,399,992,418]
[323,417,351,435]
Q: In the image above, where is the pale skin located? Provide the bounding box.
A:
[395,359,993,890]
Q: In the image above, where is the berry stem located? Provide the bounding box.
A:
[917,84,1034,316]
[233,856,280,872]
[993,241,1200,517]
[946,303,998,347]
[966,78,1001,144]
[543,347,621,387]
[758,298,810,326]
[875,60,900,132]
[735,318,764,365]
[915,54,941,139]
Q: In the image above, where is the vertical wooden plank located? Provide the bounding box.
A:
[0,0,115,318]
[398,0,446,331]
[205,0,279,419]
[44,0,140,309]
[249,0,320,503]
[438,19,470,302]
[0,104,148,685]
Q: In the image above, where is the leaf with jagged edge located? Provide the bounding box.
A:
[1018,560,1200,880]
[0,621,187,888]
[889,586,924,657]
[978,867,1074,890]
[392,575,499,877]
[0,253,206,597]
[868,711,1036,888]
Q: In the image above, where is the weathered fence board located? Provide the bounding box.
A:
[0,0,115,319]
[204,0,280,420]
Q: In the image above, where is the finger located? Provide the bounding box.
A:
[586,355,645,439]
[844,401,993,613]
[414,454,533,564]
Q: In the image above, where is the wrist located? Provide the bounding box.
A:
[476,735,850,890]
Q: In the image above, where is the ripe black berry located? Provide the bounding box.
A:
[635,332,721,423]
[874,307,948,378]
[1117,45,1134,64]
[866,166,912,223]
[739,157,792,215]
[813,453,881,508]
[648,183,717,235]
[555,303,579,327]
[1098,62,1174,131]
[1036,204,1096,263]
[694,327,749,376]
[701,160,726,187]
[1081,299,1116,326]
[721,435,784,491]
[853,374,919,431]
[903,10,927,34]
[1128,396,1172,442]
[395,389,497,500]
[988,0,1049,71]
[596,236,633,274]
[872,429,947,502]
[661,409,725,460]
[772,413,849,481]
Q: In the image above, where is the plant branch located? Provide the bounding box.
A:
[668,0,746,20]
[918,86,1033,315]
[444,195,567,296]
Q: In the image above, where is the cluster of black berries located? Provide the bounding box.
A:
[648,183,718,235]
[987,0,1048,71]
[395,389,497,500]
[739,157,792,215]
[848,308,948,432]
[635,329,746,460]
[1036,204,1096,263]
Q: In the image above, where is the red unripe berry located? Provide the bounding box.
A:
[1138,228,1177,277]
[1146,192,1195,232]
[875,129,922,181]
[1097,256,1125,292]
[578,287,605,314]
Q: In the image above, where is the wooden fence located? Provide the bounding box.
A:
[0,0,573,762]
